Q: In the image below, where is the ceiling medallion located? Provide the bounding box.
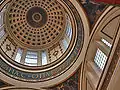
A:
[26,7,47,28]
[32,13,42,22]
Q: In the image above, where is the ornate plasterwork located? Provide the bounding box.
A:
[0,0,84,82]
[4,0,66,49]
[100,36,120,90]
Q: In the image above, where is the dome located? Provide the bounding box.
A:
[1,0,120,90]
[0,0,89,88]
[5,0,66,49]
[2,0,74,67]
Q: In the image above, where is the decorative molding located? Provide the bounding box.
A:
[100,34,120,89]
[53,51,59,56]
[0,0,84,82]
[46,65,81,90]
[6,44,11,51]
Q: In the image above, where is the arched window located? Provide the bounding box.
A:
[94,38,112,70]
[65,19,72,40]
[25,51,38,66]
[41,51,47,65]
[15,48,23,63]
[94,48,107,70]
[101,38,112,48]
[0,12,4,26]
[0,28,5,39]
[62,38,68,50]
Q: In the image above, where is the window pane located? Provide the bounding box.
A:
[66,15,72,39]
[0,13,3,26]
[15,48,23,63]
[0,29,5,39]
[62,39,68,50]
[25,58,37,63]
[101,38,112,48]
[25,51,38,66]
[66,24,72,39]
[94,48,107,70]
[42,51,47,65]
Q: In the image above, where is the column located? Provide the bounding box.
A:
[20,49,27,64]
[37,51,42,66]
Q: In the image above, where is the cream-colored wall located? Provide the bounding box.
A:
[81,6,120,90]
[87,79,93,90]
[107,59,120,90]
